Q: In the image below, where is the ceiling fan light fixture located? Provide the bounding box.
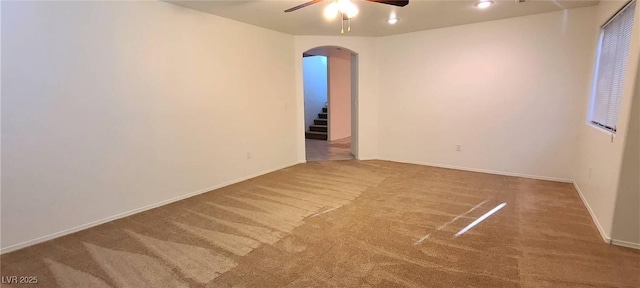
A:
[343,1,359,18]
[324,0,359,19]
[324,2,339,19]
[475,0,494,9]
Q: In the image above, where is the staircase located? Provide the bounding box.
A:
[305,106,328,140]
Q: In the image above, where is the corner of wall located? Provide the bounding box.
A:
[572,181,612,244]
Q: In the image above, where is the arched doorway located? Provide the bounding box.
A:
[302,46,359,161]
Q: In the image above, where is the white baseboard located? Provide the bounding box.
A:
[3,158,630,253]
[572,182,611,244]
[357,156,376,161]
[0,162,298,255]
[379,158,573,183]
[611,239,640,250]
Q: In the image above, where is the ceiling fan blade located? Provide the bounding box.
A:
[365,0,409,7]
[284,0,325,12]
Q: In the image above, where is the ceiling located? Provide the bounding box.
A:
[166,0,600,37]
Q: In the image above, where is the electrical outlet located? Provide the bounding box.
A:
[247,152,252,160]
[456,144,461,152]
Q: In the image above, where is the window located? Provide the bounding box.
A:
[589,1,636,133]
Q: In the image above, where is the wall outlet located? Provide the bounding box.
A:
[456,144,461,152]
[247,152,252,160]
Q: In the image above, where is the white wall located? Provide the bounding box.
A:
[328,55,351,141]
[611,61,639,245]
[295,36,379,160]
[377,7,597,182]
[350,53,359,156]
[608,1,640,248]
[303,56,327,131]
[1,1,297,252]
[574,0,640,243]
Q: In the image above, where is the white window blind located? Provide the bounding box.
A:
[590,1,636,133]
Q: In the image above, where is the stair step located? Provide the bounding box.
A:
[322,107,327,113]
[318,112,327,119]
[314,119,327,125]
[305,131,328,140]
[309,125,327,132]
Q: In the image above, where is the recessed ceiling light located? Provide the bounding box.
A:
[475,0,494,9]
[387,17,398,24]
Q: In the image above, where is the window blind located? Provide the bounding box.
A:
[590,1,636,132]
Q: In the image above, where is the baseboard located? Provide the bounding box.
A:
[357,155,378,161]
[0,162,298,255]
[572,182,612,244]
[379,158,573,183]
[611,239,640,250]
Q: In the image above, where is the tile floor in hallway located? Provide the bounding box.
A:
[305,136,354,161]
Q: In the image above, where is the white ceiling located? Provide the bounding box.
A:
[166,0,599,37]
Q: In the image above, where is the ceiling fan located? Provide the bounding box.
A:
[284,0,409,13]
[285,0,409,33]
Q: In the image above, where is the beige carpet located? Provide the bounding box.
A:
[1,160,639,287]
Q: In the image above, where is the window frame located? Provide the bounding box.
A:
[587,0,636,134]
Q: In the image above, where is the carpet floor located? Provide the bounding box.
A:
[1,160,639,287]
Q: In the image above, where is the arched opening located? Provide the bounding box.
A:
[302,46,359,161]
